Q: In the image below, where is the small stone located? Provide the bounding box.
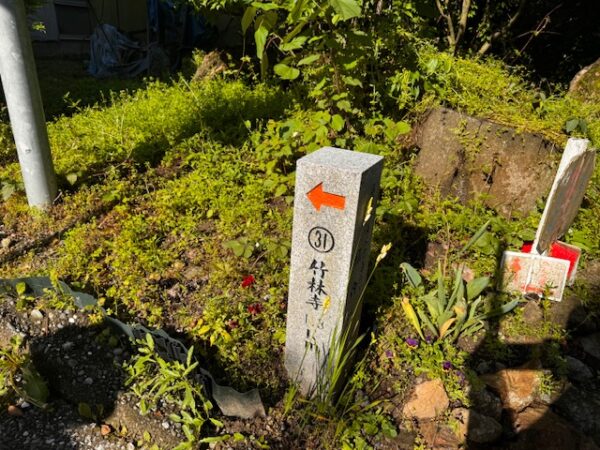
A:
[68,317,75,324]
[1,237,12,249]
[7,405,23,416]
[100,424,112,436]
[161,421,170,429]
[183,266,203,281]
[84,377,94,385]
[127,443,135,450]
[62,341,75,351]
[30,309,43,321]
[402,378,449,419]
[522,301,544,325]
[20,401,30,409]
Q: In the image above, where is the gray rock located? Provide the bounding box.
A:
[414,107,559,217]
[566,355,594,382]
[580,332,600,366]
[554,383,600,444]
[470,387,503,421]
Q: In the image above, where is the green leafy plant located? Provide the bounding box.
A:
[0,335,49,408]
[400,262,518,342]
[124,334,216,449]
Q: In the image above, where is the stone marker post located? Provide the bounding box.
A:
[285,147,383,395]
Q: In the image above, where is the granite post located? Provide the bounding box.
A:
[284,147,383,395]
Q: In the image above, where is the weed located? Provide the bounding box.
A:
[0,335,49,409]
[125,334,216,449]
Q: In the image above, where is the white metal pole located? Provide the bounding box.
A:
[0,0,57,208]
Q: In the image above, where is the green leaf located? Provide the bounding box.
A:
[275,184,287,197]
[473,231,500,255]
[241,6,256,35]
[15,281,27,296]
[252,1,280,10]
[336,99,352,111]
[342,76,363,87]
[78,402,94,419]
[22,366,49,405]
[458,220,490,256]
[484,298,520,318]
[400,262,422,288]
[254,25,268,60]
[289,0,308,22]
[66,172,78,185]
[395,121,411,134]
[297,54,320,66]
[417,307,437,336]
[329,0,361,20]
[274,63,300,80]
[565,118,579,133]
[145,332,154,351]
[466,277,490,301]
[331,114,345,132]
[1,183,15,200]
[210,418,224,427]
[279,36,307,52]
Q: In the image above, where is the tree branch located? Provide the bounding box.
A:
[435,0,457,50]
[455,0,472,48]
[477,0,526,56]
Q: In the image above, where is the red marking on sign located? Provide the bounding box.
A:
[307,183,346,212]
[521,241,580,280]
[510,258,522,273]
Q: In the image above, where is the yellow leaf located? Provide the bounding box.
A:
[439,318,457,339]
[197,325,211,335]
[221,330,232,342]
[401,297,424,339]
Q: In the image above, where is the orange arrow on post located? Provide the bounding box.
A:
[307,182,346,211]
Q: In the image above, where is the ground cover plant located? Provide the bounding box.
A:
[1,1,600,448]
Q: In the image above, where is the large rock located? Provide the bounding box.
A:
[468,386,503,421]
[510,404,600,450]
[402,378,450,420]
[569,58,600,104]
[554,382,600,444]
[580,332,600,368]
[481,360,542,412]
[414,108,559,217]
[452,407,503,444]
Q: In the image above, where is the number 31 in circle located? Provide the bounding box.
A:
[308,227,335,253]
